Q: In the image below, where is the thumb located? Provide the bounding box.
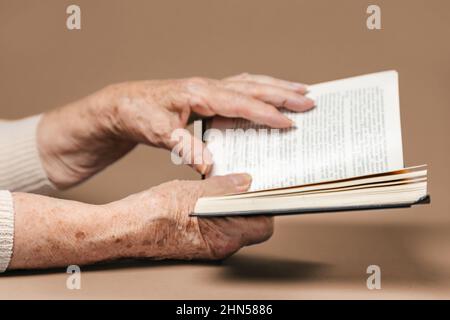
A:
[169,128,213,175]
[200,173,252,197]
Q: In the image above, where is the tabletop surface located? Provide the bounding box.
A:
[1,210,449,299]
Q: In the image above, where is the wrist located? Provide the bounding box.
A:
[36,86,131,189]
[37,112,77,189]
[79,202,135,262]
[101,195,162,260]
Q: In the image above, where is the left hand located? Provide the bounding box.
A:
[37,73,314,189]
[106,173,273,261]
[9,173,271,269]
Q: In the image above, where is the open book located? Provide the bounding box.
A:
[193,71,429,217]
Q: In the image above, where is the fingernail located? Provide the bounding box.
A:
[279,115,295,128]
[305,97,315,107]
[199,164,208,175]
[289,119,297,128]
[229,173,252,188]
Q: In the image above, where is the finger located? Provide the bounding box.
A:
[221,81,315,112]
[224,73,308,94]
[191,86,294,128]
[206,215,274,247]
[200,173,253,196]
[240,216,274,246]
[168,129,213,175]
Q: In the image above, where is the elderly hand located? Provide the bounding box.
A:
[107,173,273,260]
[37,74,314,189]
[9,174,273,269]
[9,173,272,269]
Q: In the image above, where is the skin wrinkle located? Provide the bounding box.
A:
[8,175,273,269]
[38,74,314,190]
[7,74,312,269]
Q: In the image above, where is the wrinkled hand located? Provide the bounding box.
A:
[108,173,273,260]
[38,74,314,189]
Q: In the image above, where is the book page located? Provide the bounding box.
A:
[205,71,404,191]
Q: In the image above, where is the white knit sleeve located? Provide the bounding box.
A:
[0,115,55,193]
[0,115,56,271]
[0,190,14,272]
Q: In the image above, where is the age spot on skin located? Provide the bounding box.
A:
[75,231,86,240]
[156,238,166,247]
[142,239,153,246]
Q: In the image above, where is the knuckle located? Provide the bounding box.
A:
[182,78,212,107]
[151,127,173,147]
[153,179,202,216]
[184,77,209,89]
[230,94,251,115]
[237,72,250,79]
[187,182,205,198]
[279,97,289,107]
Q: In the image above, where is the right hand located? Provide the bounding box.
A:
[108,173,273,260]
[38,74,314,189]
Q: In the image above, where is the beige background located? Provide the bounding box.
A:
[0,0,449,299]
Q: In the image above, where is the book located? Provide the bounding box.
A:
[192,71,429,217]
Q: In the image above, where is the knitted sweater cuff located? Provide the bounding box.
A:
[0,115,55,193]
[0,191,14,272]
